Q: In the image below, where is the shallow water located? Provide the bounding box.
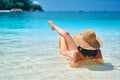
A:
[0,12,120,80]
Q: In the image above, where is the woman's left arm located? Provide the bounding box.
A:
[95,49,104,64]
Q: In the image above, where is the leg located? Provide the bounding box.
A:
[60,37,86,60]
[48,21,86,66]
[59,36,74,59]
[59,36,68,53]
[48,21,78,50]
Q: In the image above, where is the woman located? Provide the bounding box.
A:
[48,20,104,68]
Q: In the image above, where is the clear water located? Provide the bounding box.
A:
[0,12,120,80]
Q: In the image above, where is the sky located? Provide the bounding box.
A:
[34,0,120,11]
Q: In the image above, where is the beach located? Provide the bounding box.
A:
[0,12,120,80]
[0,10,10,12]
[0,55,120,80]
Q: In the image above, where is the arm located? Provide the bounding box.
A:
[70,60,79,68]
[95,49,104,64]
[69,51,86,68]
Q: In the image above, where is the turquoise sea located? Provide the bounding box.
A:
[0,12,120,80]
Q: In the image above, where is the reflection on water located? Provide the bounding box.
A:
[0,12,120,80]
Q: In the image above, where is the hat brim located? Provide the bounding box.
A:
[74,34,103,50]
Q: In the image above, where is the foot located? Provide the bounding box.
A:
[48,20,55,30]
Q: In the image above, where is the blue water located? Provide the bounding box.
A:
[0,12,120,80]
[0,12,120,54]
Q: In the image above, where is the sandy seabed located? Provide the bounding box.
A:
[0,54,120,80]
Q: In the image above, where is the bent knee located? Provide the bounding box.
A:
[60,36,65,40]
[62,31,70,36]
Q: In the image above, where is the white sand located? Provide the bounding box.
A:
[0,55,119,80]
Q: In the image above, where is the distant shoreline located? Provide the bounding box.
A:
[0,10,10,12]
[0,10,119,13]
[0,10,43,12]
[44,10,120,13]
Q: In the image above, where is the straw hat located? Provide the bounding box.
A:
[74,29,103,50]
